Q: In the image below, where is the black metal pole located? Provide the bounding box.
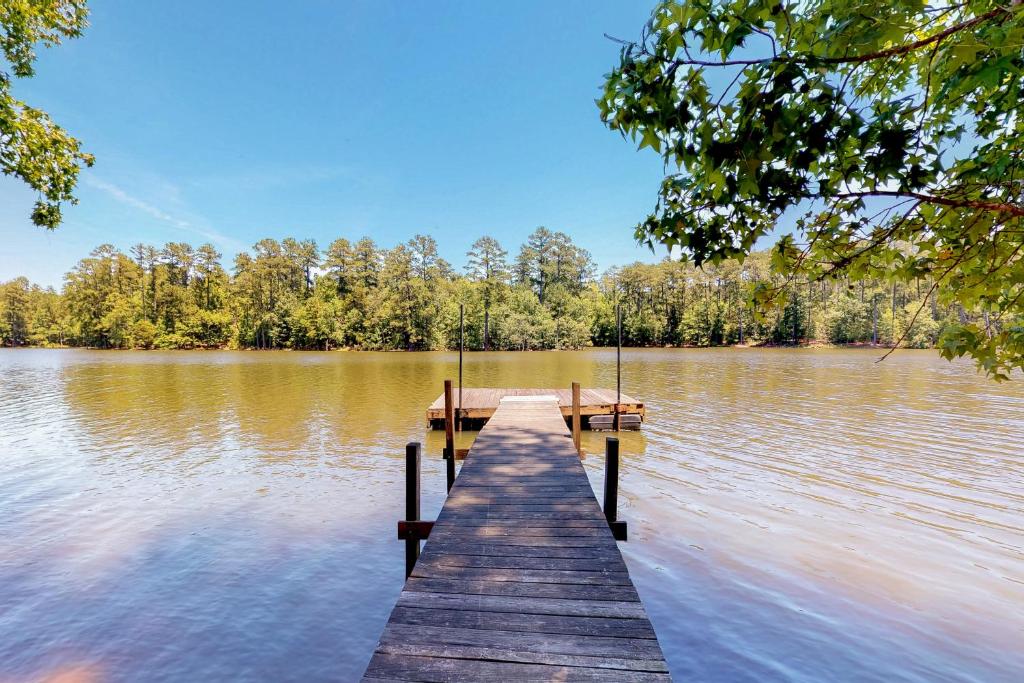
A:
[615,303,621,431]
[458,303,464,431]
[405,442,421,578]
[444,380,455,492]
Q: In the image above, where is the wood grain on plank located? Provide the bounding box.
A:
[378,623,668,669]
[365,653,670,682]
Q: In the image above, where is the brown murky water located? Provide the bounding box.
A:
[0,349,1021,682]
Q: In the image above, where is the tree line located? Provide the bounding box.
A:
[1,227,961,351]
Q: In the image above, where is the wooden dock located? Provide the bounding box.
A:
[426,388,644,428]
[363,396,670,681]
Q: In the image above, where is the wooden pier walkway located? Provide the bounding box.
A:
[362,396,670,681]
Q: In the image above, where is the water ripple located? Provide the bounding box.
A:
[1,348,1022,682]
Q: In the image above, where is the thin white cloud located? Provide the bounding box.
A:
[84,176,244,250]
[86,176,180,224]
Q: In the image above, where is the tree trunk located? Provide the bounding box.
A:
[484,307,490,351]
[872,298,878,345]
[891,281,897,345]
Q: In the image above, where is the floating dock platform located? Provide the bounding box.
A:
[426,387,644,429]
[363,395,669,681]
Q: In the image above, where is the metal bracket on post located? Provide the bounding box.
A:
[398,520,433,540]
[604,437,627,541]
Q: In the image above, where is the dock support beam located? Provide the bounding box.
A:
[571,382,581,455]
[443,379,455,492]
[404,442,421,578]
[604,437,627,541]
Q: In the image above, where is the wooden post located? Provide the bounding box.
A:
[443,379,455,492]
[404,442,421,578]
[571,381,581,455]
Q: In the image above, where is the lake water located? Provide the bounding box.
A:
[0,348,1021,682]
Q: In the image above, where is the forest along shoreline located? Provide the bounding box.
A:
[2,228,953,352]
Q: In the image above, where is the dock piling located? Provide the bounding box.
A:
[404,442,421,578]
[571,381,581,455]
[604,437,627,541]
[443,380,455,492]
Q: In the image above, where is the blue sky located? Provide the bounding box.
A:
[0,1,679,288]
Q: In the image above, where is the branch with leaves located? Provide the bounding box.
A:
[0,0,93,229]
[599,0,1024,378]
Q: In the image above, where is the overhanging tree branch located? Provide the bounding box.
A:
[662,7,1011,68]
[833,191,1024,218]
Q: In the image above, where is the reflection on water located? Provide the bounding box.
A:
[0,349,1021,682]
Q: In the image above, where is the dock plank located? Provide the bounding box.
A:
[378,623,668,670]
[387,606,657,639]
[396,592,647,619]
[365,653,671,681]
[362,397,670,681]
[404,577,641,601]
[421,542,624,560]
[414,552,628,572]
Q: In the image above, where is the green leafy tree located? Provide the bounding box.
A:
[129,243,160,322]
[291,280,343,350]
[827,291,872,344]
[324,238,357,295]
[600,0,1024,377]
[492,286,557,350]
[194,243,225,310]
[181,308,232,348]
[515,227,595,304]
[372,243,432,350]
[324,236,380,346]
[465,236,510,350]
[0,276,30,345]
[515,227,555,303]
[26,284,68,346]
[62,244,143,347]
[131,319,156,349]
[1,0,94,228]
[283,237,319,295]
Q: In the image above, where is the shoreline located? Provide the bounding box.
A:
[0,341,909,353]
